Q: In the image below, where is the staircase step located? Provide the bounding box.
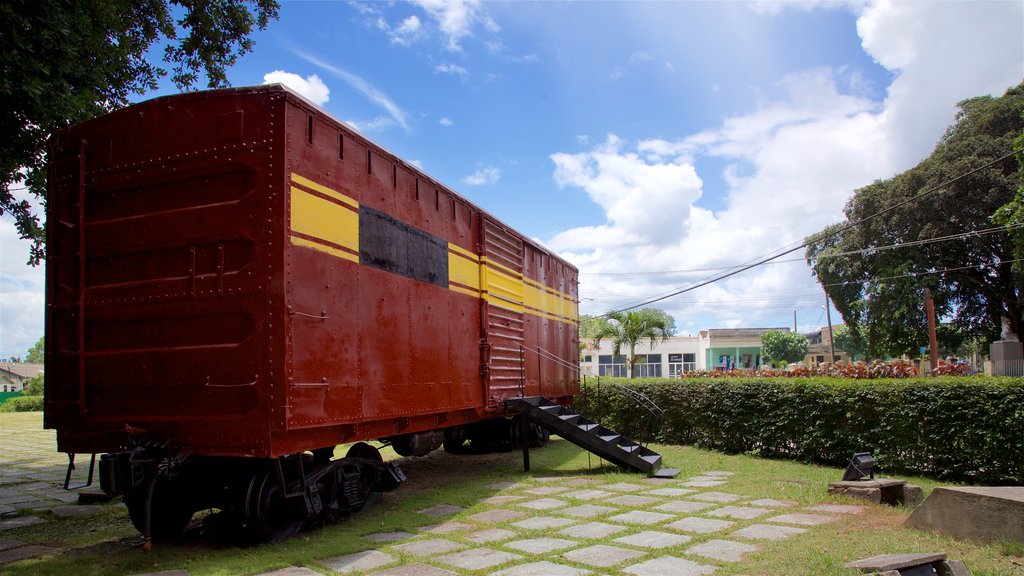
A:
[506,396,667,475]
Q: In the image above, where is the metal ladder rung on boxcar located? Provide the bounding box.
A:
[506,396,677,476]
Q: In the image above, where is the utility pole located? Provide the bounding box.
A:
[924,287,939,376]
[825,294,836,363]
[793,309,797,333]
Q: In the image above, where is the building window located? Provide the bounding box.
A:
[668,353,696,377]
[598,355,627,377]
[631,354,662,378]
[583,355,592,363]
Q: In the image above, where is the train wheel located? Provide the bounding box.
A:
[126,477,194,541]
[345,442,382,462]
[345,442,383,508]
[246,471,304,543]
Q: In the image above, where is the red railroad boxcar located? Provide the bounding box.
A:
[44,84,579,542]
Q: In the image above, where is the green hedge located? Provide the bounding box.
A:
[573,377,1024,484]
[0,395,43,412]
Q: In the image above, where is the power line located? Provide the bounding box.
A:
[601,150,1018,315]
[581,222,1024,277]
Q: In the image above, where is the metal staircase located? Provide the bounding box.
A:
[507,396,676,476]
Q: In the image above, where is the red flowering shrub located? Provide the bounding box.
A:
[680,360,921,379]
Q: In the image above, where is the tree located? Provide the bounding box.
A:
[1,0,280,264]
[22,374,43,396]
[24,337,43,364]
[806,84,1024,356]
[593,309,671,379]
[760,330,809,365]
[830,325,866,361]
[579,315,613,339]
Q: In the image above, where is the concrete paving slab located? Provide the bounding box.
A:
[654,500,716,514]
[435,547,522,570]
[686,539,760,562]
[504,537,580,554]
[690,491,741,503]
[606,495,661,506]
[50,505,106,518]
[665,517,735,534]
[422,522,473,534]
[602,482,647,492]
[614,530,692,549]
[731,523,807,541]
[480,495,527,505]
[688,476,726,482]
[518,498,568,510]
[0,505,16,518]
[251,568,320,576]
[511,516,576,530]
[488,482,522,490]
[807,503,865,515]
[557,521,628,539]
[130,571,189,576]
[767,513,838,526]
[705,505,771,520]
[0,545,59,565]
[364,531,415,543]
[680,479,726,487]
[0,495,38,506]
[621,556,717,576]
[703,471,735,477]
[467,509,527,523]
[746,498,796,508]
[324,550,397,574]
[0,539,22,551]
[557,504,616,518]
[524,486,570,495]
[390,538,465,556]
[530,476,565,482]
[608,510,675,525]
[561,489,613,501]
[0,516,44,531]
[563,478,601,486]
[644,487,697,497]
[562,544,645,567]
[463,528,517,543]
[417,504,464,517]
[367,562,457,576]
[490,560,591,576]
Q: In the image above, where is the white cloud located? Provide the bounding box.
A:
[462,166,501,186]
[263,71,330,105]
[435,63,469,78]
[550,0,1023,328]
[0,186,45,359]
[439,117,454,127]
[411,0,499,51]
[293,50,409,132]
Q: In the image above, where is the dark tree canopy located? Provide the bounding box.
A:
[806,84,1024,357]
[1,0,280,264]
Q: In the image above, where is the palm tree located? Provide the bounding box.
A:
[593,309,670,378]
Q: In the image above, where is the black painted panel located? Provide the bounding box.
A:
[359,205,448,288]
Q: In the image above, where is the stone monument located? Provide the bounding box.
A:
[989,316,1023,376]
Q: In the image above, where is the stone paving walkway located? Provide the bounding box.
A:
[0,413,866,575]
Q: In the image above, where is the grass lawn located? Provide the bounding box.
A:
[1,412,1021,575]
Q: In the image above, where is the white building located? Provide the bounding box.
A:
[580,336,699,378]
[579,327,795,377]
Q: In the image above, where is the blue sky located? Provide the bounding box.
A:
[2,0,1023,358]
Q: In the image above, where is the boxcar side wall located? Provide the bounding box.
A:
[44,85,579,461]
[276,92,579,454]
[44,89,285,457]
